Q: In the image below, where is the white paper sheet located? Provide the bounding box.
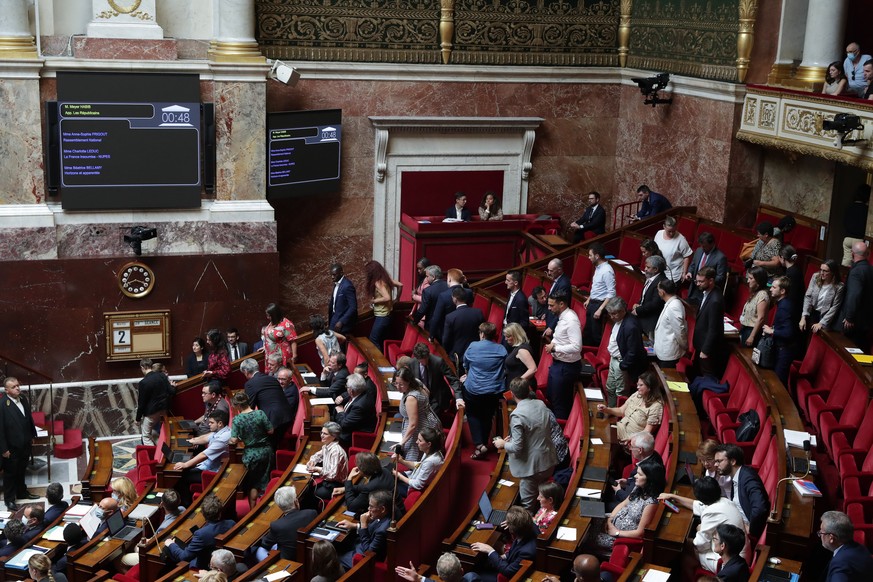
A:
[556,527,577,541]
[584,388,604,401]
[309,397,335,406]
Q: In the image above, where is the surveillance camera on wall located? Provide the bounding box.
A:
[630,73,672,107]
[269,60,300,86]
[124,226,157,256]
[824,113,865,150]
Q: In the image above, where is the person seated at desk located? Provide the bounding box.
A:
[541,554,611,582]
[21,505,45,542]
[94,497,119,536]
[174,410,231,506]
[165,493,234,569]
[311,539,346,581]
[255,486,317,561]
[202,548,240,578]
[0,519,25,557]
[337,452,394,517]
[29,553,67,582]
[478,191,503,221]
[307,422,349,502]
[193,381,229,437]
[304,353,349,401]
[156,489,185,534]
[52,524,86,575]
[110,476,137,513]
[335,373,377,448]
[336,490,393,569]
[712,523,750,582]
[44,482,69,524]
[528,286,548,321]
[394,426,445,498]
[587,463,666,560]
[445,191,471,222]
[396,551,480,582]
[469,506,538,582]
[597,371,664,445]
[533,481,564,532]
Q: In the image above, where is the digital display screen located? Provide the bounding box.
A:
[267,109,342,199]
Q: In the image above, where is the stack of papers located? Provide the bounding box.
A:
[642,569,670,582]
[667,381,689,393]
[383,432,403,443]
[792,479,822,497]
[63,504,91,522]
[575,487,602,499]
[784,429,816,448]
[309,397,335,406]
[583,388,604,401]
[42,525,67,541]
[386,391,403,401]
[378,366,396,373]
[293,464,310,474]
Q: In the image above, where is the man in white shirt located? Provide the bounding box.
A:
[584,243,615,346]
[845,42,872,97]
[544,292,582,420]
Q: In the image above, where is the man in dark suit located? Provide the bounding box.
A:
[819,510,873,581]
[712,523,750,582]
[445,191,472,221]
[713,444,769,539]
[328,263,358,333]
[136,358,171,447]
[335,373,377,446]
[259,486,317,560]
[693,267,726,379]
[240,359,294,448]
[308,353,350,401]
[544,258,572,335]
[44,482,69,524]
[632,255,667,338]
[570,191,607,242]
[276,367,299,422]
[413,265,449,336]
[470,506,538,580]
[337,490,393,569]
[503,270,529,332]
[165,493,235,569]
[610,431,664,508]
[21,505,44,542]
[633,184,672,221]
[412,342,460,419]
[0,377,37,510]
[685,232,728,306]
[225,327,248,361]
[442,286,485,366]
[429,268,467,343]
[838,241,873,352]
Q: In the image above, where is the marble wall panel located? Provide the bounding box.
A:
[215,81,267,201]
[760,150,835,223]
[0,79,45,205]
[0,226,57,260]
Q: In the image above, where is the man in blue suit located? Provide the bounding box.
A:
[328,263,358,333]
[544,258,571,336]
[165,493,235,569]
[413,265,448,335]
[713,444,769,539]
[445,191,472,221]
[819,510,873,582]
[429,268,468,343]
[337,490,393,569]
[443,286,485,365]
[633,185,672,221]
[570,191,607,242]
[241,358,294,449]
[503,270,529,332]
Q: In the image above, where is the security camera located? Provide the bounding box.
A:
[824,113,865,150]
[124,226,157,256]
[269,60,300,86]
[630,73,672,107]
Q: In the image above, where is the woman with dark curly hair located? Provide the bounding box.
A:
[185,337,208,378]
[822,61,848,96]
[364,260,403,351]
[478,191,504,221]
[203,328,230,381]
[262,302,297,366]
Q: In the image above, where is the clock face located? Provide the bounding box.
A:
[118,262,155,298]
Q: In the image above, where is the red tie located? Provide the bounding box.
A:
[700,253,708,270]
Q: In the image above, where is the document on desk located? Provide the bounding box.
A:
[387,390,404,401]
[309,397,335,406]
[590,438,604,445]
[784,429,816,448]
[583,388,604,401]
[667,381,689,393]
[383,431,403,443]
[42,525,66,541]
[556,526,577,541]
[642,569,670,582]
[6,548,46,570]
[575,487,602,499]
[293,464,310,474]
[264,572,292,582]
[301,372,318,381]
[498,479,515,487]
[378,366,396,373]
[36,428,48,438]
[128,504,159,520]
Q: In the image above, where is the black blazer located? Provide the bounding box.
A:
[735,465,769,538]
[693,288,725,357]
[414,279,448,329]
[0,395,36,453]
[634,272,667,335]
[617,314,648,375]
[316,367,350,400]
[445,206,472,221]
[336,391,378,445]
[45,501,69,525]
[485,535,537,579]
[260,509,318,559]
[825,541,873,581]
[505,290,529,328]
[283,383,300,424]
[717,555,750,582]
[688,247,728,288]
[245,372,294,430]
[443,306,485,362]
[546,275,572,331]
[614,451,663,504]
[137,371,171,420]
[344,467,394,517]
[328,277,358,332]
[839,259,873,332]
[413,353,460,414]
[573,204,606,242]
[185,353,208,378]
[430,284,462,342]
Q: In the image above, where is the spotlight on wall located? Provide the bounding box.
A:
[823,113,865,149]
[630,73,672,107]
[268,59,300,86]
[124,226,157,256]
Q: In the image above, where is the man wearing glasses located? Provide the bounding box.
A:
[818,511,873,580]
[844,42,872,97]
[712,444,769,539]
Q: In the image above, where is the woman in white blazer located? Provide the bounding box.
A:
[653,279,688,368]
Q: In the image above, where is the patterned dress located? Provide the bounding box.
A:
[591,494,657,558]
[231,409,273,491]
[400,388,442,462]
[262,317,297,366]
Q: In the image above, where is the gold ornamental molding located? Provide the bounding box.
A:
[440,0,454,65]
[209,40,266,64]
[736,0,758,83]
[737,85,873,172]
[618,0,632,67]
[0,36,38,59]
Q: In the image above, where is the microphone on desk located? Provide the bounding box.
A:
[768,439,811,524]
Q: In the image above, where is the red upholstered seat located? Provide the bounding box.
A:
[385,324,419,365]
[600,543,632,577]
[522,272,543,297]
[570,254,593,293]
[845,501,873,551]
[534,347,553,393]
[616,235,644,267]
[345,343,364,372]
[654,406,671,460]
[795,348,844,422]
[719,396,768,460]
[701,355,742,412]
[706,367,751,426]
[832,400,873,474]
[472,293,490,315]
[815,378,868,450]
[270,449,299,479]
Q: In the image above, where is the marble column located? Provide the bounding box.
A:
[86,0,164,39]
[209,0,264,63]
[0,0,37,59]
[767,0,808,86]
[794,0,848,85]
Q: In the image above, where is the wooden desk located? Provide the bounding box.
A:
[81,439,114,502]
[536,234,570,248]
[750,545,803,581]
[233,552,303,581]
[618,562,671,582]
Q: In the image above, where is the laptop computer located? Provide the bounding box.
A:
[477,492,507,526]
[177,420,197,431]
[161,442,192,464]
[107,510,142,541]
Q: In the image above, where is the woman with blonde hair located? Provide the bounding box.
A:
[502,323,536,389]
[29,553,66,582]
[110,476,137,512]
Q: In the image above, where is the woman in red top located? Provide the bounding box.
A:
[203,328,230,381]
[262,302,297,366]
